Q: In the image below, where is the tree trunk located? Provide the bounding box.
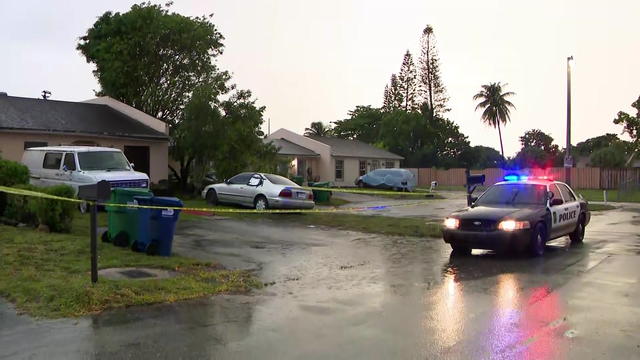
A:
[179,157,193,192]
[497,121,505,159]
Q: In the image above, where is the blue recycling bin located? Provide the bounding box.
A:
[133,196,183,256]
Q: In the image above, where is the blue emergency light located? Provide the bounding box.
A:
[503,174,528,182]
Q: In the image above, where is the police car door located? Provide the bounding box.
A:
[557,183,580,235]
[548,184,565,238]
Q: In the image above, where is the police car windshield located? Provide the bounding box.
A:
[476,183,547,206]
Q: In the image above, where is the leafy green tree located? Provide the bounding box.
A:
[473,82,516,158]
[613,95,640,165]
[418,25,449,119]
[514,129,561,168]
[171,86,276,189]
[589,146,627,168]
[574,133,630,157]
[377,108,470,168]
[467,145,504,169]
[77,3,227,126]
[332,106,383,143]
[397,51,419,112]
[382,74,403,112]
[304,122,333,137]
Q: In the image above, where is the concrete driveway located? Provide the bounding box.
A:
[1,199,640,359]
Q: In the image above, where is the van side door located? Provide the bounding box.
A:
[60,153,79,190]
[41,152,64,186]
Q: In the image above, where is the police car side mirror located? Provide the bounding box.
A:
[551,198,564,206]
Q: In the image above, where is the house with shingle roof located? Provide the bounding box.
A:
[0,94,169,183]
[266,128,403,186]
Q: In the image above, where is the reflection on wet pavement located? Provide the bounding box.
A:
[1,202,640,359]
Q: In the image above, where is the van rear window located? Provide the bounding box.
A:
[43,153,62,170]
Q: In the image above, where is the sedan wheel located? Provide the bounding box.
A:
[206,189,218,205]
[254,196,268,210]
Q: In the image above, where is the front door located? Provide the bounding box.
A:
[557,183,581,235]
[123,146,150,176]
[219,173,253,205]
[548,184,565,238]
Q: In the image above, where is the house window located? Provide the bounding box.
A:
[43,152,63,170]
[359,160,367,176]
[335,160,344,181]
[385,161,395,168]
[24,141,47,150]
[371,160,380,171]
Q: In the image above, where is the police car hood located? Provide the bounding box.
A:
[451,205,541,221]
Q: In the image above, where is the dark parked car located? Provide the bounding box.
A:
[442,175,590,256]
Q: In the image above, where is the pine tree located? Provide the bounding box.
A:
[418,25,449,118]
[383,73,403,112]
[397,50,418,112]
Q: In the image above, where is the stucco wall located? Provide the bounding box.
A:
[0,132,168,183]
[267,129,334,182]
[332,158,400,186]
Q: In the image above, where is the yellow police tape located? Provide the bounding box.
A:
[0,186,434,214]
[302,186,432,196]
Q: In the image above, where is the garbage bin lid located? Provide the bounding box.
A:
[133,195,154,204]
[150,196,183,207]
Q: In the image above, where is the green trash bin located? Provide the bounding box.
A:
[310,181,331,203]
[102,187,153,248]
[291,176,305,186]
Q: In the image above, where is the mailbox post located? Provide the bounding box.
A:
[465,169,486,206]
[78,181,111,283]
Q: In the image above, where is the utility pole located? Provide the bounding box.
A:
[565,56,573,185]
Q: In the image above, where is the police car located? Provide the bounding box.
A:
[442,175,590,256]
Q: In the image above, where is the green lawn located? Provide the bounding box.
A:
[589,203,616,211]
[574,189,640,203]
[0,213,260,318]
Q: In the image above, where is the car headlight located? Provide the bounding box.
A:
[497,220,530,231]
[443,217,460,230]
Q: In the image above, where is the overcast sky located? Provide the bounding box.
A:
[1,0,638,156]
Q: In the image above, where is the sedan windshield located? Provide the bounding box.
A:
[265,174,298,186]
[78,151,130,171]
[475,183,547,206]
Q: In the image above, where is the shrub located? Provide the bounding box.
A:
[0,159,30,215]
[3,184,39,225]
[33,185,76,233]
[0,159,30,186]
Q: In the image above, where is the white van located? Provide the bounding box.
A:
[22,146,150,196]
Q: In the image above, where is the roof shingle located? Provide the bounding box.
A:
[0,95,168,140]
[307,136,403,160]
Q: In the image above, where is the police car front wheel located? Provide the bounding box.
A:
[530,223,546,257]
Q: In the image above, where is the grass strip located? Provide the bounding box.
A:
[182,199,441,238]
[0,213,260,318]
[588,203,616,211]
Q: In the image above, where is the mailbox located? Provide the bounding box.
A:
[466,174,485,186]
[78,180,111,201]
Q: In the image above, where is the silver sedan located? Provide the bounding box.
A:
[201,172,315,210]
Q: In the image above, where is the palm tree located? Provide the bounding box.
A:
[304,122,332,137]
[473,82,515,158]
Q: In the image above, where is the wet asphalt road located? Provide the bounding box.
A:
[2,198,640,359]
